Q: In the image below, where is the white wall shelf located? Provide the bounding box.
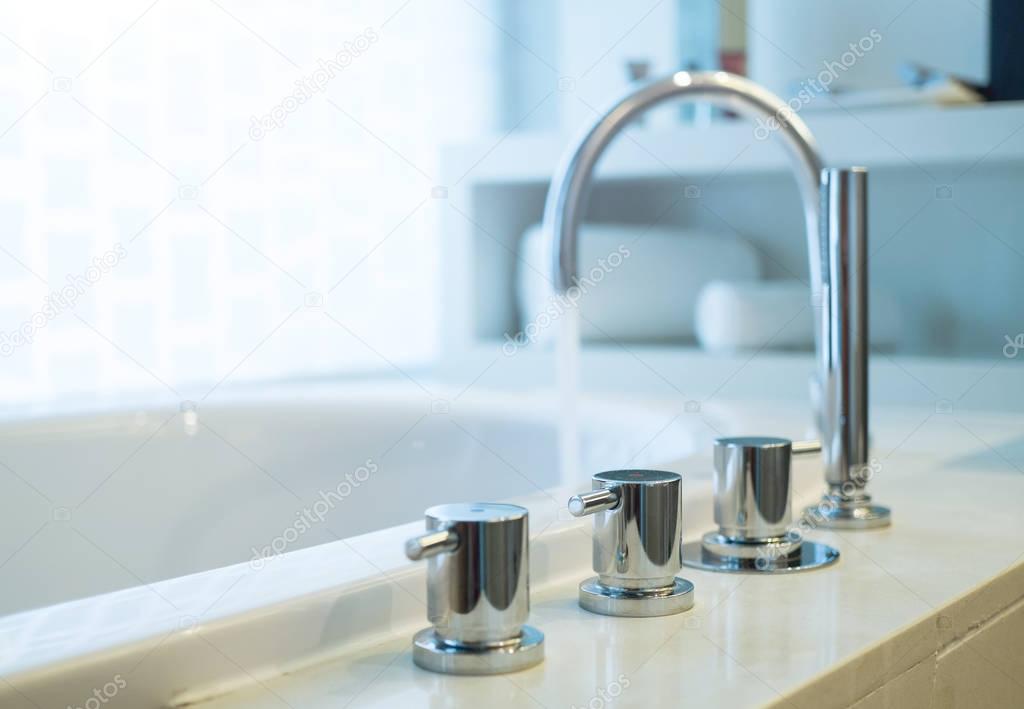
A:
[439,101,1024,358]
[442,102,1024,184]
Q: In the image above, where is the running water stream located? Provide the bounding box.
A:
[556,306,582,484]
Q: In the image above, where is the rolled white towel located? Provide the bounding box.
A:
[517,223,760,342]
[695,279,902,352]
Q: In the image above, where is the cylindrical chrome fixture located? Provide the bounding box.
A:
[568,470,694,616]
[404,503,544,675]
[810,167,891,529]
[714,436,792,541]
[683,437,839,573]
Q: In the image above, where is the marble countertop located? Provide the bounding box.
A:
[188,411,1024,709]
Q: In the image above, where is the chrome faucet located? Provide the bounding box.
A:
[544,71,826,348]
[681,436,839,573]
[543,70,890,530]
[404,503,545,675]
[568,469,695,616]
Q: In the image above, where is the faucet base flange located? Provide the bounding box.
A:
[681,537,839,574]
[804,494,891,529]
[578,577,695,617]
[412,626,544,675]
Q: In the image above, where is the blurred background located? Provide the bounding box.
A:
[0,0,1017,406]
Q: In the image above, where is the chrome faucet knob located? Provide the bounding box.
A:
[404,503,544,675]
[569,470,695,617]
[683,437,840,574]
[713,436,794,541]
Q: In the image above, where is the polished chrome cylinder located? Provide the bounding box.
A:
[808,167,890,528]
[589,470,682,589]
[683,436,840,574]
[570,470,693,616]
[419,503,529,645]
[405,503,544,675]
[713,437,793,541]
[823,167,870,492]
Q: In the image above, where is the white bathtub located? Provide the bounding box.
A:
[0,384,705,617]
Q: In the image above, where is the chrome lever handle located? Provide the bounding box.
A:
[792,439,821,455]
[405,528,459,561]
[567,488,620,517]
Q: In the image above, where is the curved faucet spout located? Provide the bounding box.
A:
[543,70,827,354]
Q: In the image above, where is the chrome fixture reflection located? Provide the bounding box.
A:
[809,168,892,528]
[404,503,544,675]
[568,470,695,616]
[682,437,839,573]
